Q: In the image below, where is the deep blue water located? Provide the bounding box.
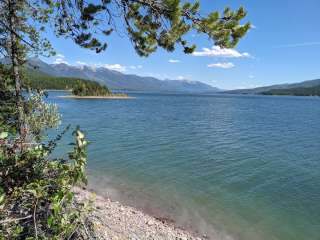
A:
[49,92,320,240]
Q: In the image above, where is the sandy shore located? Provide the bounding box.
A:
[59,95,134,99]
[74,187,204,240]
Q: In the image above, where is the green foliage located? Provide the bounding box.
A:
[72,81,110,96]
[24,91,61,142]
[38,0,250,56]
[0,65,18,134]
[0,55,92,239]
[0,0,55,60]
[0,126,89,239]
[1,58,91,240]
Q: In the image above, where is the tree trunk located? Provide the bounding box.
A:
[8,0,25,145]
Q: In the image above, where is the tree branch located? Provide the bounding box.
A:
[0,215,32,224]
[0,19,36,49]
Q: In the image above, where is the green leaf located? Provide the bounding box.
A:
[0,132,8,139]
[0,187,5,205]
[47,215,54,227]
[26,189,38,197]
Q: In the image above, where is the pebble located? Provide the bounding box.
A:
[146,220,154,226]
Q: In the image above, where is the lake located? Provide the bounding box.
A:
[49,92,320,240]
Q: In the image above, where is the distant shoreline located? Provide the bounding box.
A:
[59,95,134,99]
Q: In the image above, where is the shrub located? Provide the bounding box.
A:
[0,124,89,239]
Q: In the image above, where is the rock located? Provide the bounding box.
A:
[146,220,154,226]
[179,237,188,240]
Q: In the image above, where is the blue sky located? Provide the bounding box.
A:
[43,0,320,90]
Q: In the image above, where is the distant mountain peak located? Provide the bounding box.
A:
[25,58,221,93]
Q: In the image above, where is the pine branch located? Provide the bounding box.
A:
[0,19,36,49]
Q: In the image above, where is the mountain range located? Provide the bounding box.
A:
[2,58,319,96]
[225,79,320,95]
[26,58,220,93]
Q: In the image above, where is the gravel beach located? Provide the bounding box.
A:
[74,187,204,240]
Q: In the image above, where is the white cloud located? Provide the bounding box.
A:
[249,75,255,79]
[207,62,235,69]
[103,64,126,72]
[193,46,250,58]
[169,59,180,63]
[176,75,194,82]
[53,58,68,65]
[52,53,69,65]
[251,25,257,29]
[65,59,142,73]
[75,61,86,65]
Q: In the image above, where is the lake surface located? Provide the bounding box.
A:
[49,92,320,240]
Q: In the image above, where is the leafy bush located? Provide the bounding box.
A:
[0,75,91,239]
[0,123,89,239]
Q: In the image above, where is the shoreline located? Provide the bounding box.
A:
[74,186,205,240]
[58,95,134,99]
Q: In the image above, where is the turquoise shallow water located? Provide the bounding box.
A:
[49,92,320,240]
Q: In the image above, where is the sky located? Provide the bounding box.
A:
[42,0,320,90]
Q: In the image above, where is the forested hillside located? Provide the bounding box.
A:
[262,85,320,96]
[24,68,110,94]
[225,79,320,95]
